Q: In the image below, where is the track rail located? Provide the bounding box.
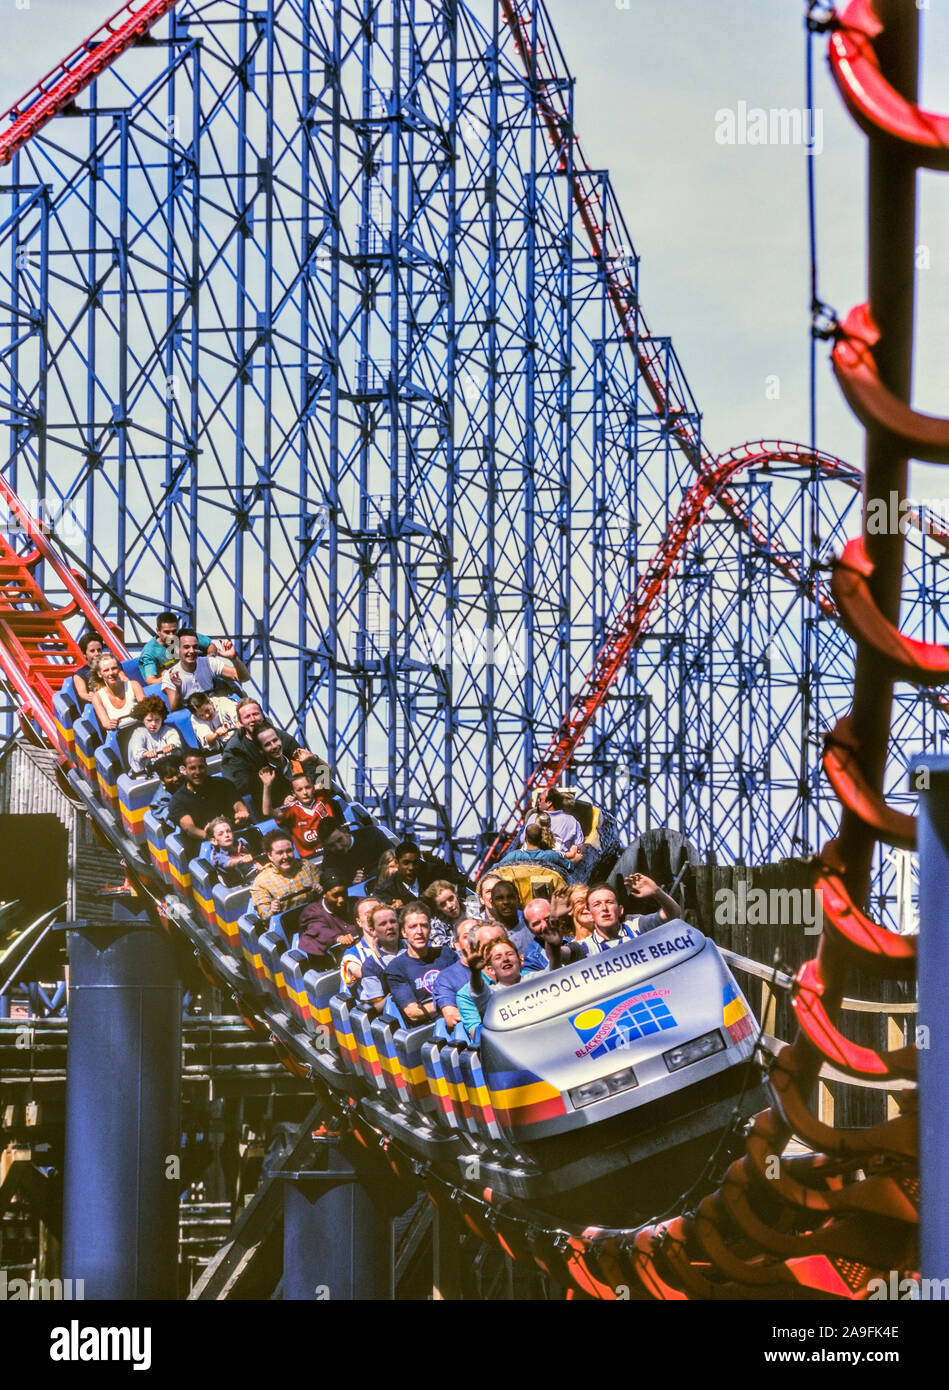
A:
[479,440,859,869]
[485,0,868,859]
[0,0,177,167]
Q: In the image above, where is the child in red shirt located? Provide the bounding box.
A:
[274,770,340,858]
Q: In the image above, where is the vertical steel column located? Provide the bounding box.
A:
[35,185,48,530]
[61,903,182,1300]
[233,1,249,647]
[443,0,460,850]
[7,151,23,502]
[521,3,538,787]
[327,0,343,767]
[352,0,374,812]
[114,114,129,598]
[258,4,276,710]
[388,0,405,815]
[559,76,576,791]
[837,0,918,906]
[914,754,949,1284]
[482,3,500,833]
[280,1138,394,1301]
[298,0,314,741]
[187,47,201,622]
[163,54,177,613]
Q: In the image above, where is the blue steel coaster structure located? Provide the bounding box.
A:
[0,0,937,1299]
[0,0,945,916]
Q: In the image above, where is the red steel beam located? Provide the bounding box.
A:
[0,0,177,167]
[477,441,858,871]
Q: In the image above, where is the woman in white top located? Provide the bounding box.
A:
[126,694,184,775]
[90,652,145,731]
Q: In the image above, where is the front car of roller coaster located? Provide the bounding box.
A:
[0,0,936,1297]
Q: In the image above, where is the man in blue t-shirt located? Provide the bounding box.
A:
[139,612,214,685]
[383,902,455,1024]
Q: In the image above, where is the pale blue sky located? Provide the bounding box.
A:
[2,0,948,496]
[544,0,949,494]
[544,0,949,498]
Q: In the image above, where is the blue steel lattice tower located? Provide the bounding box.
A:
[0,0,945,913]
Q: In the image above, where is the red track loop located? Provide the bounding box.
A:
[832,305,949,462]
[654,1221,723,1298]
[630,1230,691,1301]
[832,536,949,684]
[769,1047,916,1157]
[691,1199,848,1290]
[564,1240,618,1300]
[743,1117,859,1213]
[822,717,917,849]
[715,1175,914,1269]
[743,1128,918,1224]
[829,0,949,170]
[478,441,856,872]
[792,958,917,1080]
[592,1236,641,1295]
[814,864,917,976]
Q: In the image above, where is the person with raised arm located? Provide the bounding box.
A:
[456,935,542,1039]
[161,629,249,711]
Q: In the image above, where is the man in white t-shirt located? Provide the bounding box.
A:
[162,628,249,710]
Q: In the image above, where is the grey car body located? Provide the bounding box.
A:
[479,918,757,1141]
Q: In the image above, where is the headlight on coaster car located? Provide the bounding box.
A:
[568,1066,638,1109]
[663,1030,725,1072]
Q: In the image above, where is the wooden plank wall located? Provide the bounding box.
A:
[0,742,117,922]
[684,861,915,1128]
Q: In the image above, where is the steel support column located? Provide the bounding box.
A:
[61,902,182,1299]
[279,1136,394,1301]
[915,754,949,1284]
